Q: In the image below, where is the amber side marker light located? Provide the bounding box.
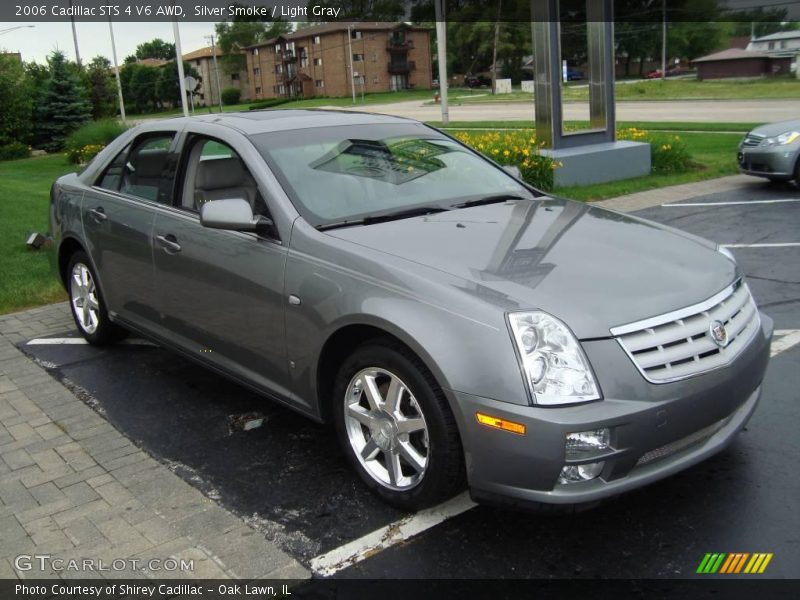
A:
[476,412,526,435]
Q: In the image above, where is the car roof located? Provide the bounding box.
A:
[155,109,418,135]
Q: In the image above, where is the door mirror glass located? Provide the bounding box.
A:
[503,165,522,179]
[200,198,267,231]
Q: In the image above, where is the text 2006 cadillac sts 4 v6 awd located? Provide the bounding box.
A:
[50,110,772,510]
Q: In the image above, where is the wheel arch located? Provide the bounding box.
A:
[57,236,87,288]
[315,317,452,425]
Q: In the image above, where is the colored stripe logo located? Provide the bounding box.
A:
[697,553,773,574]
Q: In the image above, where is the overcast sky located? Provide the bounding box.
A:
[0,22,222,65]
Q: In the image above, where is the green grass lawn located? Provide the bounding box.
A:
[440,77,800,104]
[0,155,75,314]
[556,131,743,201]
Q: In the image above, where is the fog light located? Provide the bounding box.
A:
[565,428,610,459]
[558,461,605,484]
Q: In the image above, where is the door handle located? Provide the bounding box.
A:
[156,234,182,253]
[88,207,107,222]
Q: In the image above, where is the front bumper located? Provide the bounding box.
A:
[738,144,798,179]
[447,313,773,506]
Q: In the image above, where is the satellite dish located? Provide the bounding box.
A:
[184,76,198,92]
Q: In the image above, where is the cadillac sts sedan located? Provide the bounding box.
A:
[50,111,773,510]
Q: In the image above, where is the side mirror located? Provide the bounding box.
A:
[200,198,272,232]
[503,165,522,179]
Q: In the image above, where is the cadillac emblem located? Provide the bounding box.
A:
[709,320,729,348]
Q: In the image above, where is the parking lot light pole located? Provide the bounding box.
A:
[206,34,224,113]
[435,0,449,125]
[108,21,126,122]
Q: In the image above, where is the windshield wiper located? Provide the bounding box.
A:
[450,194,528,209]
[316,206,450,231]
[363,206,449,224]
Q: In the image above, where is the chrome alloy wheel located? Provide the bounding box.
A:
[344,368,430,491]
[70,263,100,335]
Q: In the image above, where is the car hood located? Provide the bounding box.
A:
[326,198,738,339]
[749,119,800,138]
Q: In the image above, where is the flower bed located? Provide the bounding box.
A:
[452,127,693,190]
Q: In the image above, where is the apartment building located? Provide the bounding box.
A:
[183,46,251,107]
[246,22,432,100]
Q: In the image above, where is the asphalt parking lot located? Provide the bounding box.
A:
[16,179,800,580]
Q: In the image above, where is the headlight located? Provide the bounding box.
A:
[765,131,800,146]
[507,311,601,406]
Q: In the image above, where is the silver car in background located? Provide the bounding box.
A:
[50,111,773,511]
[738,119,800,183]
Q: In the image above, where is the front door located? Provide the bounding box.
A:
[151,136,292,403]
[82,132,178,330]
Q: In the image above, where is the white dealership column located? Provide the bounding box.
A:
[173,20,190,117]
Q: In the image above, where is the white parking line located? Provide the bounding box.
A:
[721,243,800,249]
[772,329,800,357]
[26,337,156,346]
[662,198,800,208]
[310,491,477,577]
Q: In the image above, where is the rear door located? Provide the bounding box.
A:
[151,134,294,404]
[83,132,179,331]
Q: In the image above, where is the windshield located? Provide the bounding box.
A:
[250,123,534,227]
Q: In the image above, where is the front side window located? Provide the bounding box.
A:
[251,124,532,228]
[97,134,176,204]
[179,137,270,218]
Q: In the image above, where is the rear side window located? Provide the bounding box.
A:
[97,134,177,204]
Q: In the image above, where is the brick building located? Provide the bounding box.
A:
[246,22,432,100]
[183,46,251,107]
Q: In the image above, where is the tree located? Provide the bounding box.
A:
[215,14,292,73]
[155,61,200,108]
[128,65,160,112]
[84,56,117,119]
[135,38,176,61]
[728,8,799,38]
[0,54,33,149]
[35,51,90,152]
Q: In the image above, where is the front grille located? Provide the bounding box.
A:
[635,417,729,467]
[741,133,764,147]
[611,280,760,383]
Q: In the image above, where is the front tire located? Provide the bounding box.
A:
[333,341,465,510]
[66,251,127,345]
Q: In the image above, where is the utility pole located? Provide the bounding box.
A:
[434,0,449,124]
[491,0,502,94]
[108,21,126,121]
[68,0,81,67]
[661,0,667,80]
[206,34,224,112]
[347,25,356,104]
[173,21,190,117]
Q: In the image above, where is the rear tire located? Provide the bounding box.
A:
[333,340,465,510]
[66,251,127,346]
